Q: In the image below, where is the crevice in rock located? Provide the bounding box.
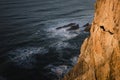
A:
[100,26,105,31]
[109,50,114,80]
[94,69,98,80]
[100,26,114,35]
[108,30,114,35]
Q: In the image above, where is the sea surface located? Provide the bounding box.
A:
[0,0,95,80]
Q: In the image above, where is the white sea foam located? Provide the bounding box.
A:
[46,21,82,51]
[47,27,80,41]
[44,57,79,78]
[44,18,91,42]
[70,56,78,65]
[8,47,48,68]
[50,41,69,49]
[45,64,71,77]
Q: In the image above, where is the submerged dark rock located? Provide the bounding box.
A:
[83,23,91,32]
[56,23,79,31]
[67,24,79,31]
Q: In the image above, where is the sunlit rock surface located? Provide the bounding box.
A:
[63,0,120,80]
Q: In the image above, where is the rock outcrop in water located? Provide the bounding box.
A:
[63,0,120,80]
[56,23,79,31]
[83,23,91,32]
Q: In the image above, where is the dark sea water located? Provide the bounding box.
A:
[0,0,95,80]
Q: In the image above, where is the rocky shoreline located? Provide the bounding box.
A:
[56,23,91,32]
[62,0,120,80]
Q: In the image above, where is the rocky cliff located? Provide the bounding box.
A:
[63,0,120,80]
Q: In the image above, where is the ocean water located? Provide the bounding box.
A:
[0,0,95,80]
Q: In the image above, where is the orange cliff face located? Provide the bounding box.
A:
[63,0,120,80]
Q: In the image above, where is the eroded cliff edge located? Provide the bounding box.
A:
[63,0,120,80]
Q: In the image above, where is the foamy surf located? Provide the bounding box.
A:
[8,47,48,68]
[44,64,71,79]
